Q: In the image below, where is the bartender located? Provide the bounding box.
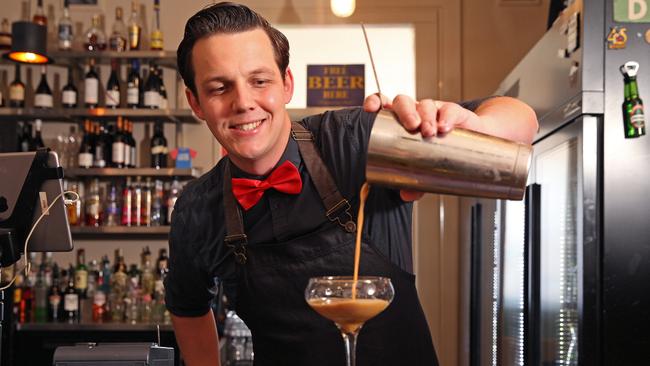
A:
[164,2,538,365]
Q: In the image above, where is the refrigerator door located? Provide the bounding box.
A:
[529,114,600,366]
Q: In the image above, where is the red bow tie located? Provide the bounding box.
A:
[231,161,303,211]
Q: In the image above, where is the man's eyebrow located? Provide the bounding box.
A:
[249,67,275,76]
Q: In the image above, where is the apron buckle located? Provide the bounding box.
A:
[225,234,248,264]
[326,199,357,233]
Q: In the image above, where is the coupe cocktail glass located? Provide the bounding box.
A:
[305,276,394,366]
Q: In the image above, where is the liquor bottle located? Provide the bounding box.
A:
[84,59,100,108]
[128,0,142,50]
[9,63,26,108]
[92,275,107,322]
[12,274,23,323]
[112,117,127,168]
[150,0,163,50]
[156,248,169,280]
[78,120,94,168]
[93,123,107,168]
[127,120,137,167]
[141,246,155,295]
[122,177,133,226]
[109,7,128,52]
[20,272,34,323]
[34,67,53,109]
[100,255,111,294]
[34,270,48,322]
[127,59,141,108]
[61,67,78,108]
[74,249,89,300]
[142,177,152,226]
[151,179,164,226]
[132,176,142,226]
[0,18,11,51]
[32,119,45,149]
[621,61,646,138]
[157,66,168,109]
[105,182,120,226]
[167,178,181,224]
[84,14,107,51]
[111,253,128,298]
[151,121,168,168]
[33,0,47,26]
[63,265,80,323]
[143,62,160,109]
[87,259,99,300]
[106,59,121,108]
[66,181,81,225]
[19,122,32,152]
[85,178,102,227]
[48,264,62,322]
[58,0,73,51]
[42,252,54,287]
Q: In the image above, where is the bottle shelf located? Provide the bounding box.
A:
[0,107,199,124]
[65,167,202,179]
[70,226,170,237]
[16,322,174,332]
[25,50,178,68]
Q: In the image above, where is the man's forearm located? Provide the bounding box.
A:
[471,96,539,144]
[171,311,220,366]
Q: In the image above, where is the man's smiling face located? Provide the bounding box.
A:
[186,28,294,175]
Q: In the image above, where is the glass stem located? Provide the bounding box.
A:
[342,331,358,366]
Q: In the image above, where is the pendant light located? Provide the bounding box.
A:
[331,0,356,18]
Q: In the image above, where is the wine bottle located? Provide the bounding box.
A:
[112,116,126,168]
[106,59,121,108]
[9,63,25,108]
[34,66,53,109]
[84,59,100,108]
[127,59,141,108]
[32,119,45,149]
[150,121,167,168]
[143,62,160,109]
[93,122,107,168]
[157,65,168,109]
[78,120,94,168]
[19,122,32,152]
[0,18,11,51]
[62,67,78,108]
[127,120,137,168]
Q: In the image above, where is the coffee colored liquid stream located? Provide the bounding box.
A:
[352,183,370,299]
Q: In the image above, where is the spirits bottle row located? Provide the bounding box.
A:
[65,177,184,227]
[0,59,168,110]
[0,0,164,53]
[11,247,171,325]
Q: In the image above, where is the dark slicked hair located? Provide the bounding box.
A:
[177,2,290,96]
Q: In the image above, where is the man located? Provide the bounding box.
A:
[165,2,538,365]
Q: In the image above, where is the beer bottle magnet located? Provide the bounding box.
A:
[620,61,646,138]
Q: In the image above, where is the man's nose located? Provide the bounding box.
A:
[232,84,255,111]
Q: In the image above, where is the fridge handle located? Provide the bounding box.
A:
[469,202,482,366]
[524,184,541,366]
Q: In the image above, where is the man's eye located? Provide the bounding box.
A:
[253,79,269,86]
[209,86,225,94]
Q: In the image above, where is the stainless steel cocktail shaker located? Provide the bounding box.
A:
[366,110,532,200]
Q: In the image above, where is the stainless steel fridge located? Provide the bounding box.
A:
[461,0,650,365]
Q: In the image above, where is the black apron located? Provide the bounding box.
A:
[221,122,438,366]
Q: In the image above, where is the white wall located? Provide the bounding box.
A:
[279,24,416,107]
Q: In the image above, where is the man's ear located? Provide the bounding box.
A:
[283,67,294,104]
[186,88,205,120]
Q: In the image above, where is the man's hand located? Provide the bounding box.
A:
[363,93,477,201]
